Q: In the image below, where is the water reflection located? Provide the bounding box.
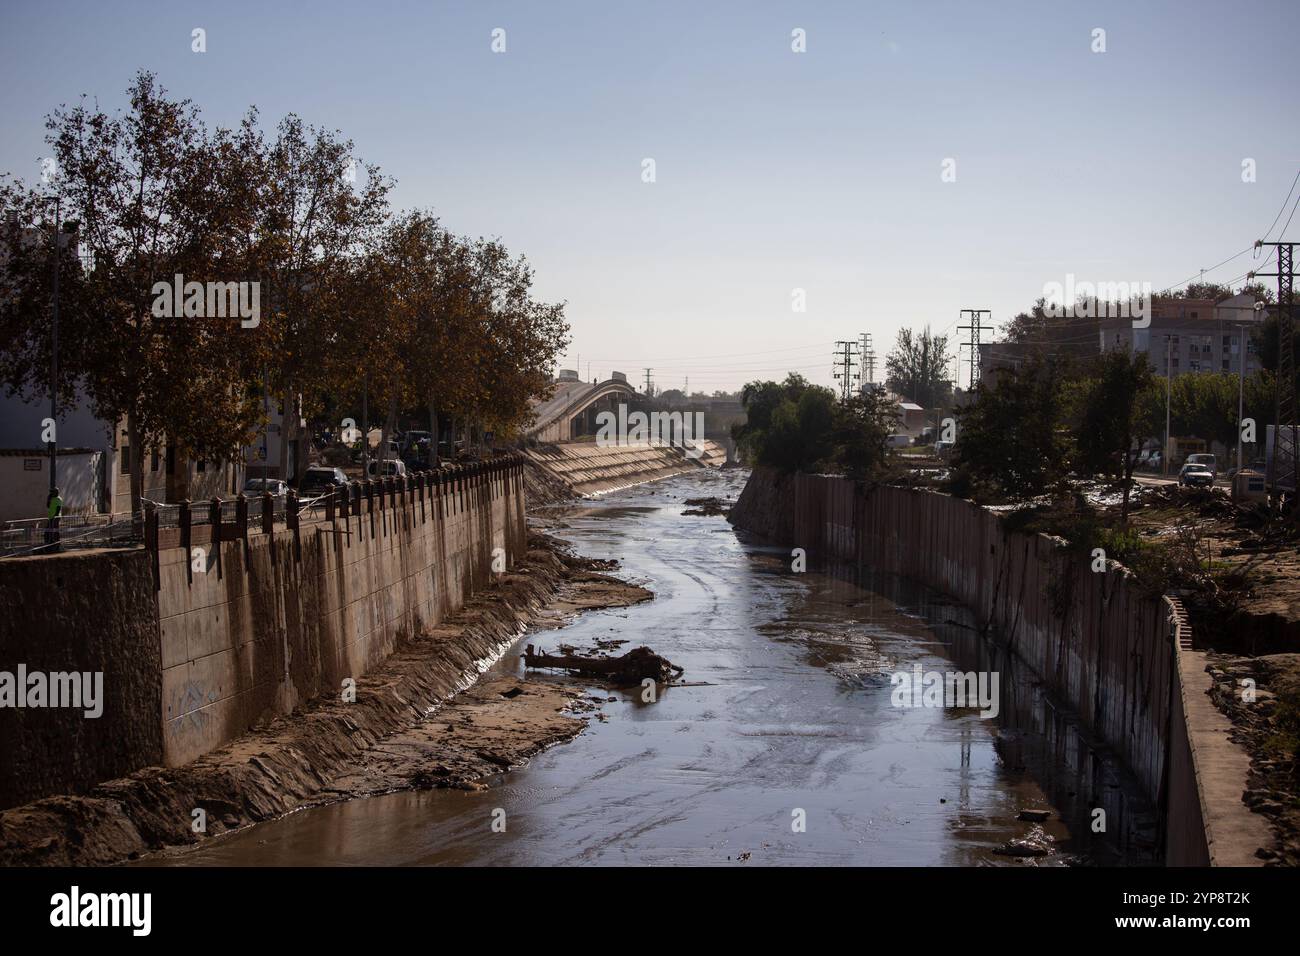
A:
[158,470,1156,867]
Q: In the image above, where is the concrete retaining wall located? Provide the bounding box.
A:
[0,548,163,810]
[729,468,1268,866]
[156,457,528,766]
[0,456,527,806]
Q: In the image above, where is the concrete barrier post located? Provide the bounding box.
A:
[179,498,192,586]
[209,497,223,579]
[287,489,300,562]
[145,500,160,590]
[235,493,250,567]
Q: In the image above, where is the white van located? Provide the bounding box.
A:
[1185,453,1217,478]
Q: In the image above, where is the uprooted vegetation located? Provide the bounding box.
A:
[1002,484,1300,863]
[1000,483,1292,649]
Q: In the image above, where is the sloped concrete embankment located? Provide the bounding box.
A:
[729,467,1270,867]
[152,457,528,769]
[524,440,724,496]
[0,457,527,813]
[0,542,625,866]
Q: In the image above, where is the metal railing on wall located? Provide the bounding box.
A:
[0,453,525,562]
[141,453,525,590]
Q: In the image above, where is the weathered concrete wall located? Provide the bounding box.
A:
[730,468,1268,866]
[1,457,527,806]
[158,457,528,766]
[0,548,163,810]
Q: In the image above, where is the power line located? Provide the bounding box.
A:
[1276,189,1300,243]
[1155,172,1299,295]
[581,341,837,363]
[1262,167,1300,242]
[1161,246,1255,294]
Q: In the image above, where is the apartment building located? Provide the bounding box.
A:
[1098,293,1264,376]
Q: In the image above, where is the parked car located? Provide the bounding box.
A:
[1178,464,1214,488]
[1147,451,1163,473]
[366,459,408,478]
[437,438,466,459]
[243,478,289,497]
[1185,453,1217,479]
[298,466,348,495]
[886,434,912,449]
[934,439,955,459]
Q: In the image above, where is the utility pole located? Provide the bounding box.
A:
[859,332,876,387]
[1170,338,1180,486]
[643,368,654,398]
[957,309,991,390]
[1238,323,1248,474]
[832,340,859,401]
[48,198,61,504]
[1251,241,1296,501]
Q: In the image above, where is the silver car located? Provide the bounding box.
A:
[243,478,289,497]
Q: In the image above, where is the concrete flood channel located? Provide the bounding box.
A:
[163,469,1157,866]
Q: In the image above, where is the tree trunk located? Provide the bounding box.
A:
[276,388,291,482]
[428,394,439,469]
[361,378,370,473]
[1121,436,1135,523]
[378,395,398,475]
[292,392,305,485]
[127,411,143,527]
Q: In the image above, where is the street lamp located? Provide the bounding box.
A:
[1170,335,1180,481]
[1238,322,1248,473]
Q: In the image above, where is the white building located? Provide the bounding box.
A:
[1099,294,1264,377]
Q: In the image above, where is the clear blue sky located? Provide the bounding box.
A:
[2,0,1297,392]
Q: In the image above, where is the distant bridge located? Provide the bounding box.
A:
[527,377,645,443]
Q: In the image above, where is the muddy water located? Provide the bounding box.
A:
[166,469,1157,867]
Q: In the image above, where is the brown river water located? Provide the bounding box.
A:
[160,468,1158,867]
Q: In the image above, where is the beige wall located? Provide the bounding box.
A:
[156,458,527,766]
[0,451,101,522]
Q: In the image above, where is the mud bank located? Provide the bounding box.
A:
[0,535,650,867]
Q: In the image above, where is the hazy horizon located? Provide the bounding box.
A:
[2,0,1297,393]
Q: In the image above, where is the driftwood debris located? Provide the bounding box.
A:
[523,644,684,685]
